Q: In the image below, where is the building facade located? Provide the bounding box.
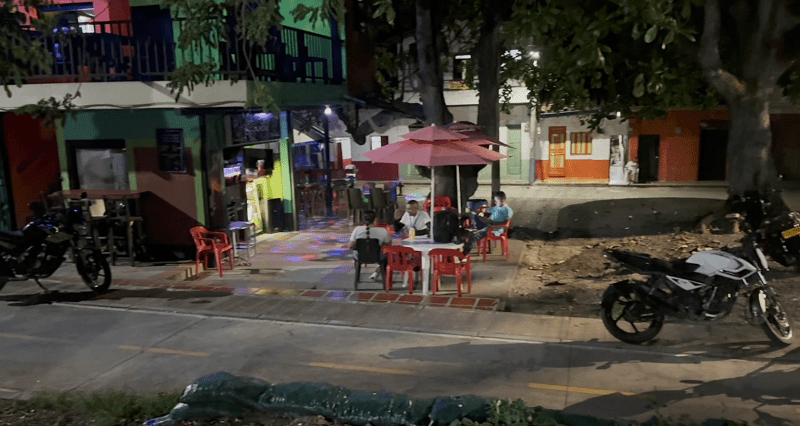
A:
[1,0,348,256]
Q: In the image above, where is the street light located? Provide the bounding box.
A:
[323,106,333,217]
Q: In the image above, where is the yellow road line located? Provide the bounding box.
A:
[119,345,210,358]
[308,362,415,376]
[0,332,37,340]
[529,382,634,397]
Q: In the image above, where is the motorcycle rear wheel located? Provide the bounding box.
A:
[601,285,664,344]
[77,249,112,293]
[761,293,795,345]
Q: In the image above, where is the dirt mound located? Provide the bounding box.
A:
[510,231,750,317]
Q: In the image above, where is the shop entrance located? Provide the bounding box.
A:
[223,142,279,233]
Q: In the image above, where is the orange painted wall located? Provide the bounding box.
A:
[629,109,730,181]
[3,114,60,228]
[352,161,399,181]
[536,160,610,181]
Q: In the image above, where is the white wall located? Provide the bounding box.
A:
[0,81,248,110]
[533,114,629,161]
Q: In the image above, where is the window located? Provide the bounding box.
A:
[570,132,592,155]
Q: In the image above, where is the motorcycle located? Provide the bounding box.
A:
[0,196,111,294]
[600,241,794,345]
[728,190,800,270]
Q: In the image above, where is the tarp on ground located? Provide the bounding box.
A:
[157,372,490,426]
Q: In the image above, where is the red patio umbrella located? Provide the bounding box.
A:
[364,129,507,227]
[442,122,513,148]
[401,126,469,142]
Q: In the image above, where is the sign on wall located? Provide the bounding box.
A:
[156,128,186,172]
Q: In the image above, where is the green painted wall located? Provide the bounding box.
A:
[62,110,206,225]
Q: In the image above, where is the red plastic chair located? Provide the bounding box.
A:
[429,248,472,297]
[477,219,512,262]
[382,246,422,294]
[190,226,234,277]
[423,196,452,213]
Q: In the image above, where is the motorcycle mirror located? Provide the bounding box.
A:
[80,192,88,199]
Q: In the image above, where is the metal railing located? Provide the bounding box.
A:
[15,20,345,84]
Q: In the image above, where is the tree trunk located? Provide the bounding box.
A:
[415,0,458,206]
[727,95,779,195]
[475,13,503,198]
[414,0,451,126]
[699,0,796,196]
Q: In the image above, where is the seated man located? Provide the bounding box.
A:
[464,191,513,254]
[393,200,431,237]
[349,210,392,281]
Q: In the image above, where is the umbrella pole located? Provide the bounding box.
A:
[430,166,435,237]
[456,165,462,214]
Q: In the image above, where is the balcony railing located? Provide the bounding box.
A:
[15,20,345,85]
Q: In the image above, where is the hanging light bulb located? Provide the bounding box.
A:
[324,106,332,116]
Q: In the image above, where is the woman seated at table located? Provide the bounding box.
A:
[392,200,431,237]
[349,210,392,281]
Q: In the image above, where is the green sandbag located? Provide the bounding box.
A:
[429,396,491,425]
[156,372,436,426]
[263,382,435,426]
[168,372,273,421]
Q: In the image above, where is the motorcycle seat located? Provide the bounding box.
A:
[605,249,673,274]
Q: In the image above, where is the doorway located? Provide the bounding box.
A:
[698,129,728,181]
[548,126,566,177]
[638,135,660,183]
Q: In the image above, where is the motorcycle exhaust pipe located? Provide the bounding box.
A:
[634,281,679,314]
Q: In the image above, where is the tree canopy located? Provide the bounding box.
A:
[503,0,800,193]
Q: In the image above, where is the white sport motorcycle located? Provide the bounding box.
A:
[601,238,794,345]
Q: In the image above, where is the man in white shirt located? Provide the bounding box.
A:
[349,210,392,281]
[393,200,431,237]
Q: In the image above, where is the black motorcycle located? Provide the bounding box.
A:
[601,243,794,345]
[0,198,111,294]
[728,190,800,270]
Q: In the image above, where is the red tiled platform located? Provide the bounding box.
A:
[373,293,400,303]
[397,295,425,305]
[449,297,478,309]
[301,290,328,298]
[477,299,498,307]
[354,292,377,301]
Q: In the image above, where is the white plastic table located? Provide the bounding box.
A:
[400,236,463,295]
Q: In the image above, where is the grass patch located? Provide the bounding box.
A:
[10,390,181,426]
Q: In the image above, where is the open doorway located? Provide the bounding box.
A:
[698,128,728,181]
[638,135,660,183]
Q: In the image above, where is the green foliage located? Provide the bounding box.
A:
[247,80,280,114]
[504,0,718,128]
[14,90,81,127]
[453,399,565,426]
[292,0,345,29]
[24,390,181,426]
[0,1,58,96]
[167,61,220,101]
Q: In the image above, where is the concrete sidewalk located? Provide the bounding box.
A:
[40,218,524,312]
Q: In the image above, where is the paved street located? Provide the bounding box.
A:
[2,299,800,425]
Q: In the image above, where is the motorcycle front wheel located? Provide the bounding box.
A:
[76,249,112,293]
[760,291,795,345]
[601,284,664,344]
